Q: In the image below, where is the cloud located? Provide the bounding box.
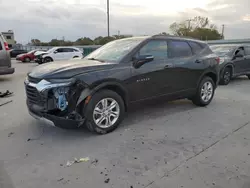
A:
[0,0,250,43]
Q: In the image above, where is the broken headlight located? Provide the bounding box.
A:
[36,78,75,92]
[53,87,70,111]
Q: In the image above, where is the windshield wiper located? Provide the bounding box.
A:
[87,58,105,62]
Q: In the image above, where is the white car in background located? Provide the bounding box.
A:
[36,47,83,64]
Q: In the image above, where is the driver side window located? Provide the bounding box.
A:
[138,40,168,60]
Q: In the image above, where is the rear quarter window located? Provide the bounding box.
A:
[188,41,203,54]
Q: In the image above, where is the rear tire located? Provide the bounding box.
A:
[192,76,215,107]
[84,90,125,134]
[220,67,231,85]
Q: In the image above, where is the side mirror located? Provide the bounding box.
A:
[234,53,243,59]
[54,51,58,54]
[133,55,154,69]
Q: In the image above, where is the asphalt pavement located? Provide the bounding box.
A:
[0,60,250,188]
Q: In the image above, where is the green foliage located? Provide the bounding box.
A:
[30,35,133,46]
[169,16,222,40]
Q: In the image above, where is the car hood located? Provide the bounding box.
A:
[35,51,47,56]
[29,59,116,79]
[17,53,26,57]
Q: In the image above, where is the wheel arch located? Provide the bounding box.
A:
[77,81,129,111]
[43,56,54,61]
[220,63,234,79]
[197,71,218,89]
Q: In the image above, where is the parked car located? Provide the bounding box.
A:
[34,47,83,64]
[16,50,45,62]
[9,49,27,58]
[24,35,219,134]
[210,44,250,85]
[0,33,14,75]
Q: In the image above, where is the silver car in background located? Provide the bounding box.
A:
[0,33,14,75]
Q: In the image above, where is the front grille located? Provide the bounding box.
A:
[28,76,41,84]
[25,85,45,106]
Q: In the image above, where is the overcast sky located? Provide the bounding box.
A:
[0,0,250,43]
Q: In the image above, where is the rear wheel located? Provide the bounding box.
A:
[220,67,231,85]
[84,90,125,134]
[73,56,79,58]
[192,76,215,106]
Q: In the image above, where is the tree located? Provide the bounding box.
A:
[169,16,222,40]
[75,37,94,45]
[31,39,41,45]
[99,36,115,45]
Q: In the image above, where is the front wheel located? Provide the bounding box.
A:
[192,76,215,107]
[84,90,125,134]
[44,57,52,63]
[24,57,31,63]
[220,67,231,85]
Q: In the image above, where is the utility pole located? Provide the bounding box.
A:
[186,19,192,29]
[221,24,225,39]
[107,0,110,37]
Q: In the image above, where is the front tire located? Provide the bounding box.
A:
[23,57,31,63]
[192,76,215,107]
[220,67,231,85]
[44,57,53,63]
[84,90,125,134]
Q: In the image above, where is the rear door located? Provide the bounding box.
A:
[168,40,204,91]
[0,34,11,67]
[64,48,76,59]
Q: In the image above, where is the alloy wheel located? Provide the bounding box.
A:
[200,81,213,102]
[93,98,120,128]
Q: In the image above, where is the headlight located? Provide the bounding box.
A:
[36,78,75,92]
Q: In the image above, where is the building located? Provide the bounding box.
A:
[1,30,15,48]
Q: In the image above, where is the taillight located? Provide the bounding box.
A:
[4,42,9,50]
[215,57,220,64]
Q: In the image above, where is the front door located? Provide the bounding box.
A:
[127,39,175,102]
[53,48,65,61]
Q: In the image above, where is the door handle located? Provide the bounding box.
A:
[164,64,173,69]
[195,60,202,63]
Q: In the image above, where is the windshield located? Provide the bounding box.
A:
[85,37,147,62]
[47,48,56,53]
[210,45,236,56]
[27,50,36,54]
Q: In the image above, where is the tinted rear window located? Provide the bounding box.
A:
[188,41,203,54]
[169,41,192,58]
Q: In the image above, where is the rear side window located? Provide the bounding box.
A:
[245,46,250,55]
[188,41,203,54]
[64,48,75,52]
[169,41,192,58]
[139,40,168,60]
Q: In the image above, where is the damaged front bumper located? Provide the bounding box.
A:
[25,77,88,128]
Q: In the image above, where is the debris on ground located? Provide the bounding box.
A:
[91,159,98,165]
[66,157,90,167]
[0,100,12,107]
[104,178,110,183]
[57,178,64,182]
[8,132,14,137]
[0,90,13,98]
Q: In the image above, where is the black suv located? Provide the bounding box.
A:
[210,44,250,85]
[25,36,219,134]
